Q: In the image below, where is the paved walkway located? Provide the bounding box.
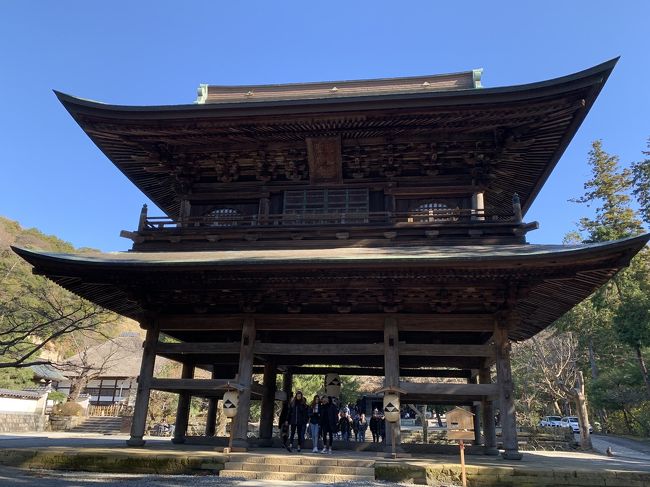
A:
[591,433,650,462]
[0,466,382,487]
[2,432,650,474]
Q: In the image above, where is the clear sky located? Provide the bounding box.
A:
[1,1,648,252]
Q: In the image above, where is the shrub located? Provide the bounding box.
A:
[53,401,84,416]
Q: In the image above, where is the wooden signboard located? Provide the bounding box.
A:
[446,406,475,441]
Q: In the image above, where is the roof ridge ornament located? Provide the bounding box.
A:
[472,69,483,88]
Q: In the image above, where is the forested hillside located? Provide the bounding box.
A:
[0,217,139,389]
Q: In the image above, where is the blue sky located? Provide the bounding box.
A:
[1,1,648,252]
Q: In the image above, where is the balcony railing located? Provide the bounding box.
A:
[139,209,518,231]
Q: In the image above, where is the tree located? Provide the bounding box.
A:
[612,284,650,397]
[631,138,650,226]
[513,330,592,448]
[571,140,642,243]
[58,332,122,401]
[0,279,115,369]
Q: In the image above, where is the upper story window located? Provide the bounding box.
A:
[283,188,369,224]
[411,201,458,222]
[205,207,241,226]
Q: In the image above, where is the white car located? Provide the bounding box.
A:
[560,416,593,433]
[539,415,562,427]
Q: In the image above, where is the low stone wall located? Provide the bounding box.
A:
[375,462,650,487]
[49,415,86,431]
[0,412,47,433]
[0,449,226,475]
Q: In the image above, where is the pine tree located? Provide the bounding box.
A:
[571,140,643,242]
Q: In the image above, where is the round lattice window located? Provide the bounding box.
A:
[205,208,240,226]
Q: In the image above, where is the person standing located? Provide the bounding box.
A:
[339,411,352,444]
[287,390,308,452]
[369,409,381,443]
[308,394,322,453]
[357,413,368,442]
[319,395,338,454]
[379,412,386,442]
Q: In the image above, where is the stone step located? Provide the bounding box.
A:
[229,453,375,468]
[219,470,373,482]
[225,461,375,476]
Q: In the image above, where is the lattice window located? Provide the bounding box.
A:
[204,207,241,226]
[283,188,369,224]
[411,201,457,222]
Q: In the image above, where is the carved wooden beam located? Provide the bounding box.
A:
[399,381,498,398]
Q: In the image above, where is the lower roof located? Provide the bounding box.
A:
[10,238,646,267]
[12,234,649,341]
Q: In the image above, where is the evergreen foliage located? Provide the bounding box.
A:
[513,138,650,438]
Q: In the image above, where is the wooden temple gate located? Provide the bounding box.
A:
[13,58,650,460]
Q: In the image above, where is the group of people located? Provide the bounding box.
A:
[279,390,387,454]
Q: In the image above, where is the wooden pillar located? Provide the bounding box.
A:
[283,369,293,399]
[127,324,158,447]
[232,317,255,449]
[383,316,401,451]
[467,375,482,446]
[471,404,482,445]
[479,367,498,455]
[259,361,277,446]
[495,318,522,460]
[172,362,195,444]
[205,367,218,437]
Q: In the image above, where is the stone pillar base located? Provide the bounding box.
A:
[483,446,499,456]
[502,450,523,460]
[171,437,186,444]
[258,438,273,447]
[231,438,249,451]
[126,437,145,447]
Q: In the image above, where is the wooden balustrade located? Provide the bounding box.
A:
[141,209,515,231]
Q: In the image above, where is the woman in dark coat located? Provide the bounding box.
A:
[286,390,309,452]
[369,409,381,443]
[319,395,338,454]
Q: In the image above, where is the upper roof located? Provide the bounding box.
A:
[196,69,482,103]
[55,59,617,219]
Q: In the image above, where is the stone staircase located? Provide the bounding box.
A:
[67,416,123,435]
[220,452,376,482]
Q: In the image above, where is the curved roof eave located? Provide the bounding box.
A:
[11,232,647,272]
[53,58,618,119]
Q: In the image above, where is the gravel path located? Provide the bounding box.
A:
[0,466,414,487]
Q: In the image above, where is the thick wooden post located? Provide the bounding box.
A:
[383,316,401,451]
[232,317,255,449]
[479,367,498,455]
[127,324,158,446]
[205,367,218,437]
[259,361,277,446]
[495,318,522,459]
[172,362,195,444]
[283,369,293,399]
[471,404,482,445]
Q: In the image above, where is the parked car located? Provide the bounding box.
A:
[560,416,593,433]
[539,415,562,427]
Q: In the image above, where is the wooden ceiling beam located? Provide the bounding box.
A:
[157,313,494,331]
